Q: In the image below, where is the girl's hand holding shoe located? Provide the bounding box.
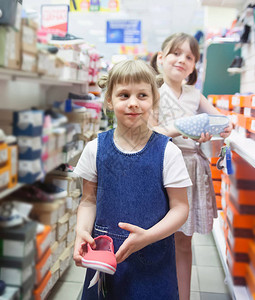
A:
[73,230,95,267]
[196,132,212,143]
[115,222,149,264]
[220,122,233,139]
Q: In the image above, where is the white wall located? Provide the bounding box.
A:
[240,1,255,93]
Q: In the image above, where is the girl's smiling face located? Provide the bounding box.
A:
[159,40,196,84]
[108,81,153,131]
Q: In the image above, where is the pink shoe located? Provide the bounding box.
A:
[81,235,117,275]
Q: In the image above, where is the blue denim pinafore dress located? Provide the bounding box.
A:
[81,129,179,299]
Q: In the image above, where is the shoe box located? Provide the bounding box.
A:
[0,140,17,190]
[0,220,37,259]
[36,225,52,261]
[45,174,77,196]
[66,189,80,213]
[0,285,20,300]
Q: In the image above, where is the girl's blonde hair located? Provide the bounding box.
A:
[151,33,200,86]
[98,59,160,111]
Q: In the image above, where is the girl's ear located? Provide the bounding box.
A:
[107,98,113,110]
[157,51,163,65]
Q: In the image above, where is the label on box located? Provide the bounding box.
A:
[0,148,8,164]
[251,120,255,131]
[0,170,9,188]
[252,96,255,107]
[19,159,41,173]
[3,240,33,258]
[228,228,234,248]
[226,206,233,224]
[40,255,52,281]
[41,275,51,300]
[18,136,42,150]
[18,111,33,125]
[40,232,52,256]
[232,96,240,106]
[244,107,251,117]
[33,112,43,127]
[22,26,36,44]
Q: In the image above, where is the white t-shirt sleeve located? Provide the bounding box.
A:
[163,141,192,188]
[73,138,98,182]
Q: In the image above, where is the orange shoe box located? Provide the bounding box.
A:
[0,142,8,167]
[226,195,255,230]
[207,95,219,105]
[246,264,255,299]
[35,248,52,286]
[247,117,255,134]
[226,241,247,285]
[7,144,18,188]
[216,194,222,210]
[210,165,223,179]
[231,152,255,181]
[243,95,255,109]
[0,165,10,191]
[36,225,52,261]
[213,180,221,194]
[249,242,255,270]
[33,270,52,300]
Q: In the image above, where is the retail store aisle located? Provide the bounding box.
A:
[48,232,231,300]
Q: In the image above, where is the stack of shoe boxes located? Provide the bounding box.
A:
[0,136,11,192]
[33,225,52,299]
[55,45,80,82]
[0,221,37,299]
[21,18,38,73]
[231,94,255,140]
[210,157,223,209]
[220,152,255,286]
[13,109,44,184]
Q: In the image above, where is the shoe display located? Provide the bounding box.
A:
[13,185,54,202]
[0,202,23,228]
[50,33,85,45]
[34,181,67,199]
[81,235,117,275]
[45,109,68,127]
[174,113,230,139]
[227,56,244,73]
[50,163,78,178]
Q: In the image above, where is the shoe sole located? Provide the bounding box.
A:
[175,124,223,140]
[81,258,116,275]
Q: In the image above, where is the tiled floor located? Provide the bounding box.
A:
[48,232,232,300]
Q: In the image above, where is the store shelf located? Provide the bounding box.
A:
[212,214,252,300]
[0,183,25,200]
[0,68,86,86]
[226,130,255,168]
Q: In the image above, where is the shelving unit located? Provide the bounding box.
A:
[0,68,86,86]
[212,214,252,300]
[227,130,255,168]
[0,183,25,200]
[0,149,83,201]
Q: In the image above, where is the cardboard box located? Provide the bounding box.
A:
[36,225,52,261]
[0,26,21,70]
[59,247,71,277]
[57,213,69,241]
[21,51,37,73]
[35,248,52,285]
[33,271,52,300]
[31,201,60,225]
[21,18,38,55]
[0,220,37,258]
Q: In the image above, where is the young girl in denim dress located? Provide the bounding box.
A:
[151,33,233,300]
[73,59,191,299]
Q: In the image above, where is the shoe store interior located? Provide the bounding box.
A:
[0,0,255,299]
